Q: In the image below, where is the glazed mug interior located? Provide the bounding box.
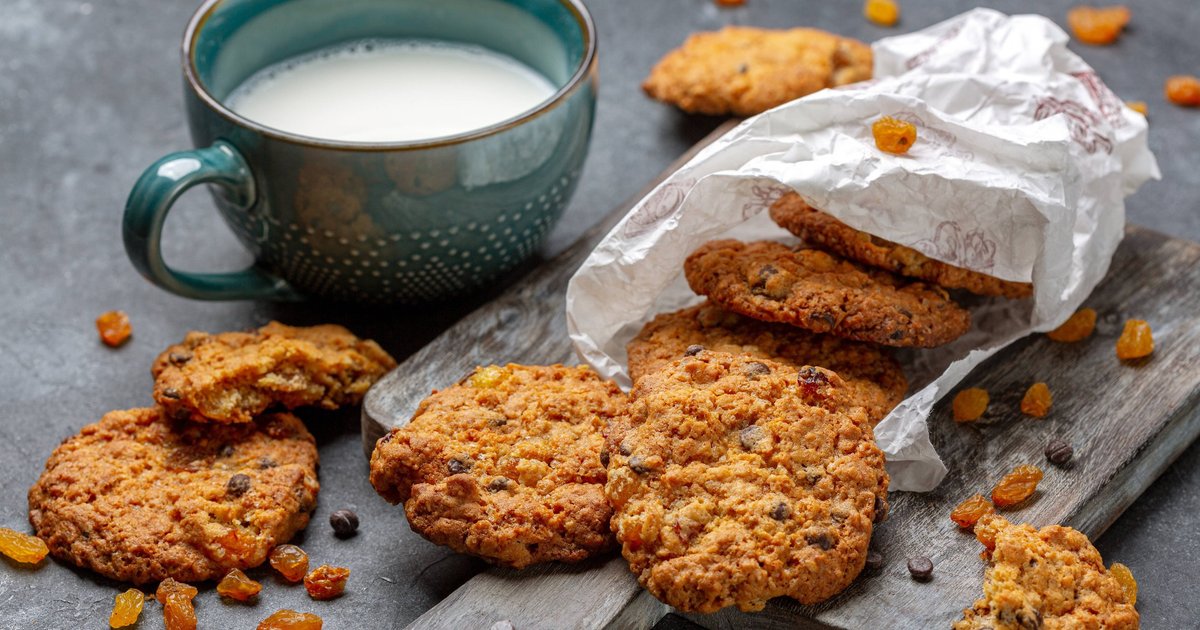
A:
[123,0,597,303]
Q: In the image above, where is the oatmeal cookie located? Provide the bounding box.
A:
[956,516,1139,630]
[606,351,888,612]
[369,364,625,569]
[643,26,872,116]
[769,193,1033,298]
[152,321,397,423]
[684,239,971,347]
[626,301,907,423]
[28,407,318,584]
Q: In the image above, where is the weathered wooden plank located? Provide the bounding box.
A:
[364,121,1200,629]
[407,556,666,630]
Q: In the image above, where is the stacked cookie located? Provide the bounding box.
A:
[370,364,624,569]
[604,192,1030,612]
[367,192,1032,613]
[28,322,395,584]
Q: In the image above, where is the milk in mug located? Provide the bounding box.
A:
[226,39,558,143]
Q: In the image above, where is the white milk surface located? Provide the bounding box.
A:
[226,40,557,143]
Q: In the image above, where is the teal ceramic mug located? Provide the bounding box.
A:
[124,0,596,302]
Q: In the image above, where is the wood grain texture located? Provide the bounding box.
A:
[363,122,1200,628]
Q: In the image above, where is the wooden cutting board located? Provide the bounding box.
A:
[362,120,1200,629]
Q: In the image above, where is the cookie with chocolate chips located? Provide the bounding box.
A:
[605,351,889,613]
[369,364,626,569]
[626,301,907,423]
[151,321,397,423]
[642,26,872,116]
[28,407,318,584]
[769,193,1032,299]
[684,239,971,347]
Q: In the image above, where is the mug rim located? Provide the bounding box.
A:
[181,0,597,152]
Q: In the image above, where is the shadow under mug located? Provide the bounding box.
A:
[123,0,597,303]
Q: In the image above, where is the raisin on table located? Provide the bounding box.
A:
[0,527,49,564]
[991,464,1044,508]
[270,544,310,582]
[258,609,323,630]
[950,494,995,528]
[95,310,132,347]
[1165,75,1200,107]
[1046,307,1096,342]
[952,388,989,422]
[864,0,900,26]
[217,568,262,601]
[1020,382,1052,418]
[156,578,198,630]
[1066,5,1131,45]
[1116,319,1153,360]
[304,565,350,600]
[108,588,145,628]
[1109,562,1138,605]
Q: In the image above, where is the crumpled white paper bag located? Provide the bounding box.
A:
[565,8,1159,491]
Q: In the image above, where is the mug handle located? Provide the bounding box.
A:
[123,141,303,301]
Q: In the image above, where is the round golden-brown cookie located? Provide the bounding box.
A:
[769,193,1033,299]
[626,301,907,424]
[642,26,872,116]
[152,321,397,423]
[684,239,971,348]
[956,516,1139,630]
[369,364,625,569]
[605,351,889,613]
[28,407,319,584]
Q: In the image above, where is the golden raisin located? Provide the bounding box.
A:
[156,578,198,630]
[109,588,145,628]
[259,609,323,630]
[872,116,916,155]
[1165,75,1200,107]
[95,310,132,347]
[864,0,900,26]
[1109,562,1137,605]
[950,494,995,529]
[304,565,350,600]
[1020,382,1053,418]
[217,568,262,601]
[1066,5,1131,45]
[991,464,1044,508]
[1126,101,1148,116]
[0,527,49,564]
[269,544,310,583]
[1116,319,1154,360]
[952,388,989,422]
[258,609,324,630]
[469,365,509,388]
[1047,307,1097,342]
[974,514,1004,552]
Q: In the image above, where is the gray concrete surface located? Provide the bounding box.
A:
[0,0,1195,628]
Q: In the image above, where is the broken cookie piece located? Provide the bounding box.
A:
[152,321,396,423]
